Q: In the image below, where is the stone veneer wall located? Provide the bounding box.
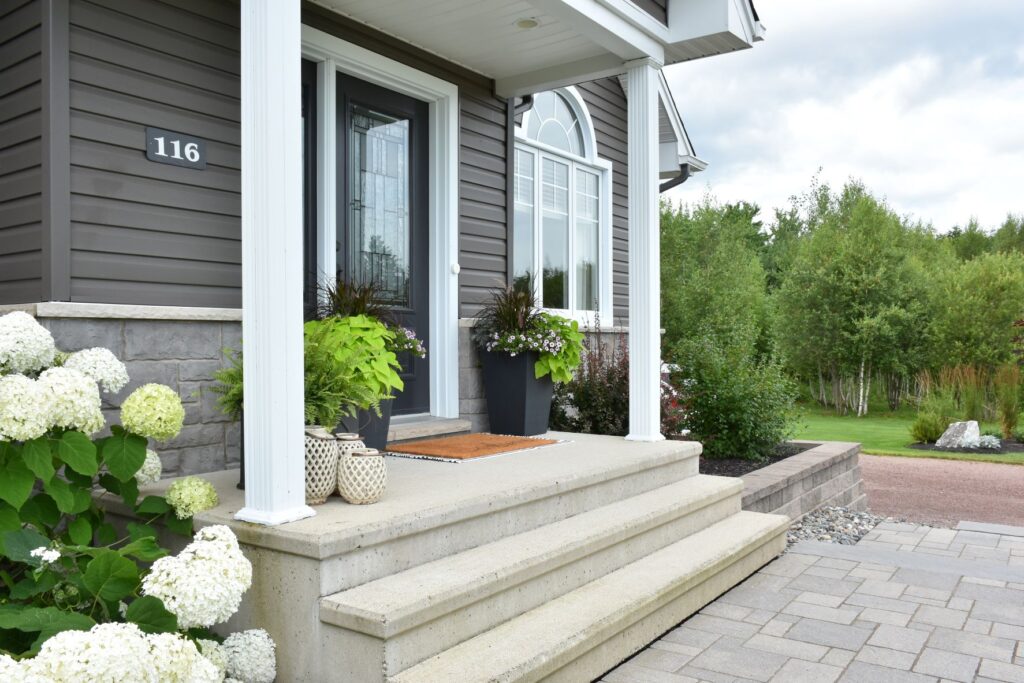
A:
[38,317,242,477]
[740,441,865,519]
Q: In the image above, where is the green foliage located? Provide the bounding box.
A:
[211,349,244,422]
[927,251,1024,368]
[670,337,796,460]
[0,427,194,657]
[994,364,1021,439]
[910,391,957,443]
[532,313,584,383]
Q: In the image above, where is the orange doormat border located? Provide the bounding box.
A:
[386,432,560,462]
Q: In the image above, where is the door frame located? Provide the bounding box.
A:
[302,26,460,419]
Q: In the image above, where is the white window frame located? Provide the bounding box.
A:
[515,87,613,326]
[301,26,460,419]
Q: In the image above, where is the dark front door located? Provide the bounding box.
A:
[337,73,430,416]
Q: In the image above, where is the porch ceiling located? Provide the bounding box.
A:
[309,0,610,81]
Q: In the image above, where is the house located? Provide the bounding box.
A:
[1,1,784,680]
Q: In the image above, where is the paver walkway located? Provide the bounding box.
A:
[603,522,1024,682]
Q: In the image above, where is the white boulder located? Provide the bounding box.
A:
[935,420,980,448]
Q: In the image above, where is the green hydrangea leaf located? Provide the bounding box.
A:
[18,495,59,530]
[70,487,92,515]
[164,513,193,537]
[0,605,95,654]
[43,477,75,514]
[10,571,58,600]
[118,536,166,562]
[0,457,35,510]
[127,522,158,541]
[135,495,170,515]
[83,549,139,601]
[119,476,139,507]
[68,517,93,546]
[2,528,51,565]
[0,503,20,533]
[101,429,147,482]
[95,522,117,546]
[58,431,98,477]
[22,438,54,483]
[124,595,178,634]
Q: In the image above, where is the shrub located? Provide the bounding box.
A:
[994,363,1021,439]
[669,337,796,460]
[911,390,957,443]
[550,331,629,436]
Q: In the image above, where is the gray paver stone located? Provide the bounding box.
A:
[840,661,938,683]
[867,624,930,654]
[785,618,874,650]
[913,648,980,683]
[855,644,917,670]
[770,659,842,683]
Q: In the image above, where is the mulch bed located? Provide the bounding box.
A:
[699,442,812,477]
[908,438,1024,455]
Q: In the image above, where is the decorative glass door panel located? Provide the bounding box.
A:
[348,106,411,307]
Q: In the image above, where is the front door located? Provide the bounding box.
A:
[339,73,430,416]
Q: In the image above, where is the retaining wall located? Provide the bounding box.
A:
[741,441,865,519]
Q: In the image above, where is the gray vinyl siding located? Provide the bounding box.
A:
[303,4,509,319]
[67,0,241,307]
[577,78,630,322]
[0,0,44,304]
[630,0,668,25]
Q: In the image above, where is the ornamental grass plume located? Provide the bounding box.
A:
[63,347,129,393]
[142,525,252,629]
[121,383,185,441]
[136,449,164,486]
[0,310,56,375]
[166,476,219,519]
[223,629,277,683]
[0,374,50,441]
[37,367,105,435]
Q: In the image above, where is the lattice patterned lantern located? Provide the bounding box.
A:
[336,432,366,460]
[304,426,339,505]
[337,448,387,505]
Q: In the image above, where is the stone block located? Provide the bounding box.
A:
[42,318,124,355]
[221,323,242,353]
[182,401,203,426]
[179,381,202,404]
[867,624,930,653]
[854,645,916,670]
[125,320,221,360]
[179,444,227,475]
[156,449,182,477]
[458,366,485,399]
[913,647,979,682]
[165,422,225,450]
[104,360,180,408]
[179,360,224,381]
[225,422,241,465]
[459,398,487,416]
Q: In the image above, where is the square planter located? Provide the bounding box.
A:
[480,349,554,436]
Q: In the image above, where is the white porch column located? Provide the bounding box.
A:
[236,0,315,525]
[625,58,665,442]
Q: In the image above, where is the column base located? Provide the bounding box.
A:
[625,432,666,443]
[235,504,317,526]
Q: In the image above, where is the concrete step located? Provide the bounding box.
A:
[320,475,743,678]
[387,415,471,443]
[389,510,789,683]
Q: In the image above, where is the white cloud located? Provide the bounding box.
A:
[663,0,1024,231]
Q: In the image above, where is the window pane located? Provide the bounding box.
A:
[575,169,600,311]
[541,158,569,308]
[513,149,535,286]
[525,91,584,156]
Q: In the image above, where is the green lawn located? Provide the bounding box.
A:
[794,408,1024,465]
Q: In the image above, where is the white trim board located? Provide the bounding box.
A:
[301,26,460,420]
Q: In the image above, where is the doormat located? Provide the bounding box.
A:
[386,433,561,462]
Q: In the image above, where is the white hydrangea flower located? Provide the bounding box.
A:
[142,524,252,629]
[166,476,219,519]
[26,623,153,682]
[37,367,105,435]
[0,652,43,683]
[0,374,49,441]
[147,632,222,683]
[136,449,163,486]
[0,311,56,375]
[29,546,60,565]
[121,383,185,441]
[197,639,228,680]
[63,347,129,394]
[223,629,277,683]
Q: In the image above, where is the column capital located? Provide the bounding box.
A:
[624,56,664,72]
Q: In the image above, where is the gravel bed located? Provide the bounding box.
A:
[785,506,902,547]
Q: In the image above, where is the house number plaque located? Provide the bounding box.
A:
[145,127,206,170]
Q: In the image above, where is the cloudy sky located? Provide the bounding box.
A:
[662,0,1024,232]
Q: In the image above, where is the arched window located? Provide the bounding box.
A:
[515,89,609,320]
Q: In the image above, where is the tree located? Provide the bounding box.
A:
[927,251,1024,368]
[943,219,992,261]
[775,181,933,415]
[992,214,1024,255]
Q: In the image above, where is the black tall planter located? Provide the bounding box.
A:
[339,399,393,451]
[480,349,554,436]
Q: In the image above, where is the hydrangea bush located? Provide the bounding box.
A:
[0,312,275,681]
